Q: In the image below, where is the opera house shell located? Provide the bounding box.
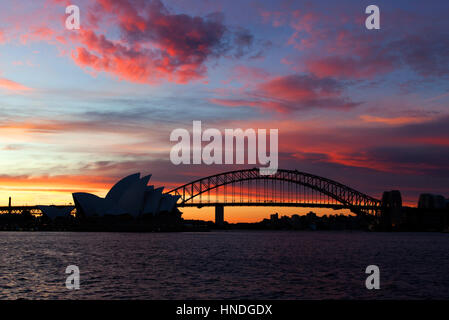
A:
[72,173,180,217]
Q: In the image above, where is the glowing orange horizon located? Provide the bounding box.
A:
[0,173,418,223]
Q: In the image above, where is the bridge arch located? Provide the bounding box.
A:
[167,168,381,215]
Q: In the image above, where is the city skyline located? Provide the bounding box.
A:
[0,0,448,222]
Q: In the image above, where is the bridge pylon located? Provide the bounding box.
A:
[215,205,224,226]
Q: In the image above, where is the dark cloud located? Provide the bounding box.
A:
[392,33,449,78]
[231,27,254,58]
[364,145,449,175]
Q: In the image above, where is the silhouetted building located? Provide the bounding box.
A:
[381,190,403,228]
[72,173,180,217]
[377,191,449,231]
[38,206,73,219]
[418,194,446,209]
[382,190,402,208]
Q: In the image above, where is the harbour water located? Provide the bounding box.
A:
[1,231,448,299]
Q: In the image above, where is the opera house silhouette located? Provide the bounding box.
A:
[72,173,180,218]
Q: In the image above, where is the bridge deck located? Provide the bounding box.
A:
[178,202,380,210]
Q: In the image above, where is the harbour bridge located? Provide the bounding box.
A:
[1,168,382,222]
[166,168,382,223]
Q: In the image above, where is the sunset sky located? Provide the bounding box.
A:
[0,0,448,222]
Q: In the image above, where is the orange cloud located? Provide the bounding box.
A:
[0,78,32,92]
[0,174,115,200]
[360,115,431,126]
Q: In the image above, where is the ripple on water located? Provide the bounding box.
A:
[0,231,449,299]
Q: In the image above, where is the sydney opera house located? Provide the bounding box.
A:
[72,173,180,218]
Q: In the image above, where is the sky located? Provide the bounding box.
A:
[0,0,448,222]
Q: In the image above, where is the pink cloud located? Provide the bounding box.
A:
[271,4,449,80]
[211,74,359,113]
[0,0,253,85]
[0,78,32,92]
[304,55,397,79]
[20,26,55,44]
[221,65,271,84]
[259,10,288,27]
[68,0,238,84]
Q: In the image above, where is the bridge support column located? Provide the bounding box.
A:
[215,205,224,226]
